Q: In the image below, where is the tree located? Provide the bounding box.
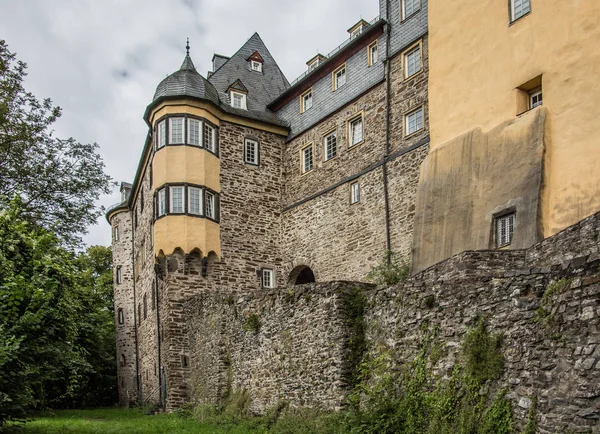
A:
[0,39,112,246]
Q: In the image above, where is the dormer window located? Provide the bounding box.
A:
[231,91,247,110]
[306,54,326,72]
[348,20,368,40]
[351,27,363,39]
[251,61,262,72]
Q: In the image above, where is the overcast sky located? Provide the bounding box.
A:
[0,0,379,247]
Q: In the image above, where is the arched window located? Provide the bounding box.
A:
[120,354,126,367]
[288,265,316,285]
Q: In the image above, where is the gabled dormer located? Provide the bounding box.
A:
[247,51,264,73]
[348,19,369,39]
[227,79,248,110]
[306,54,327,72]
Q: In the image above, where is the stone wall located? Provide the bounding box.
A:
[186,282,373,414]
[366,210,600,433]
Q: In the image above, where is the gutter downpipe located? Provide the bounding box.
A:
[131,214,141,403]
[383,0,393,264]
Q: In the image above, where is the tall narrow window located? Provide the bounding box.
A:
[205,191,216,219]
[262,268,275,289]
[496,213,515,247]
[324,131,337,161]
[350,182,360,204]
[244,139,259,165]
[348,115,364,147]
[158,189,166,217]
[204,123,216,153]
[402,0,421,20]
[170,186,184,214]
[405,107,424,136]
[300,89,313,113]
[405,46,422,78]
[152,280,157,310]
[529,88,542,109]
[156,120,166,149]
[118,308,124,325]
[333,65,346,90]
[187,118,201,146]
[368,41,378,66]
[116,266,122,284]
[143,293,148,320]
[120,354,126,367]
[301,144,314,174]
[138,304,141,326]
[188,187,203,215]
[113,226,119,241]
[169,117,184,144]
[510,0,531,22]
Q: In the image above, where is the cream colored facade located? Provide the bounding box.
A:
[428,0,600,236]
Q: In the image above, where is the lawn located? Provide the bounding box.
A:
[4,408,260,434]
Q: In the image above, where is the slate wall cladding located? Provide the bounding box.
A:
[110,210,138,406]
[186,282,375,414]
[380,0,428,58]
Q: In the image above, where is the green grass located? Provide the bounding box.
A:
[3,408,259,434]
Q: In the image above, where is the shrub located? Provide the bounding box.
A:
[243,314,261,333]
[366,251,410,286]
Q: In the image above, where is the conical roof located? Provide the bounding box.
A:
[153,55,220,106]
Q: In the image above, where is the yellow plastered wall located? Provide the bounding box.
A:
[428,0,600,236]
[149,103,222,256]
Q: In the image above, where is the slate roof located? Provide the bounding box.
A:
[208,33,290,126]
[153,55,220,106]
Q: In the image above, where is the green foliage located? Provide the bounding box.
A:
[463,317,504,384]
[423,294,435,309]
[542,278,571,303]
[0,40,111,247]
[522,396,537,434]
[343,287,367,387]
[243,314,261,333]
[366,251,410,286]
[0,200,116,425]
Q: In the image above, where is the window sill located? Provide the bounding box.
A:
[404,69,423,82]
[401,9,420,24]
[348,140,365,150]
[509,11,531,27]
[405,128,424,140]
[300,169,314,177]
[517,105,542,117]
[324,155,338,163]
[244,161,260,167]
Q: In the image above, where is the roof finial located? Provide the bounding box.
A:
[186,38,190,56]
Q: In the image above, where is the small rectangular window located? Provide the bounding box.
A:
[348,115,364,147]
[251,61,262,72]
[244,139,259,165]
[170,186,184,214]
[350,182,360,204]
[118,308,124,325]
[158,189,166,217]
[262,268,275,289]
[181,355,189,368]
[231,91,247,110]
[405,107,424,136]
[402,0,421,20]
[301,144,314,174]
[188,187,203,215]
[300,89,313,113]
[205,191,215,219]
[188,118,201,146]
[333,65,346,90]
[116,266,122,284]
[405,46,422,78]
[368,41,378,66]
[169,117,185,144]
[143,294,147,320]
[529,88,542,109]
[496,213,515,247]
[156,120,166,149]
[510,0,531,22]
[204,123,216,153]
[137,303,141,326]
[113,226,119,241]
[324,131,337,161]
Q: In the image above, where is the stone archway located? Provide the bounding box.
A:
[288,265,316,285]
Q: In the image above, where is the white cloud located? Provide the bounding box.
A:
[0,0,379,247]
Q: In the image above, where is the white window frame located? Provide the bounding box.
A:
[496,212,515,247]
[323,131,337,161]
[262,268,275,289]
[405,106,424,136]
[510,0,531,22]
[301,144,314,174]
[114,226,119,241]
[244,138,259,165]
[402,0,421,20]
[348,114,364,147]
[187,118,202,146]
[350,181,360,204]
[169,117,185,144]
[404,45,422,78]
[169,186,185,214]
[301,89,313,113]
[350,26,363,39]
[116,266,122,284]
[158,189,167,217]
[156,120,166,149]
[205,191,216,219]
[230,91,247,110]
[529,88,542,109]
[188,187,203,215]
[204,123,216,153]
[251,60,262,72]
[368,41,378,66]
[333,65,346,91]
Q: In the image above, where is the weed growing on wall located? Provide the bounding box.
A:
[366,251,410,286]
[243,314,261,333]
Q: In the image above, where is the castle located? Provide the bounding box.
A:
[107,0,600,415]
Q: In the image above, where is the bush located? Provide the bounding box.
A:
[366,251,410,286]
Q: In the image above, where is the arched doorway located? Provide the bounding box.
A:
[288,265,316,285]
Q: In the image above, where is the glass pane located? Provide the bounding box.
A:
[188,119,200,145]
[170,118,184,144]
